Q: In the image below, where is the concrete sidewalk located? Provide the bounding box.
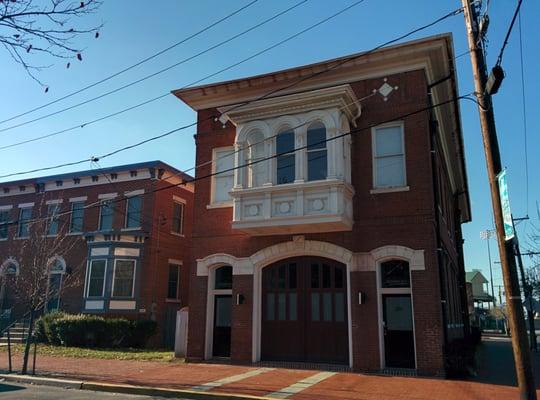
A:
[1,344,539,400]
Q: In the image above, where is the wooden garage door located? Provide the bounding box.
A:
[261,257,348,364]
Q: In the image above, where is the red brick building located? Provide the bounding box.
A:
[0,161,193,347]
[173,34,471,375]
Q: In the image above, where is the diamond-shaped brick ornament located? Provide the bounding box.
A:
[378,82,394,98]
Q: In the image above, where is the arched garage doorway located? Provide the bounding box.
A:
[261,257,348,364]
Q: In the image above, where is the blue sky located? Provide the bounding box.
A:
[0,0,538,287]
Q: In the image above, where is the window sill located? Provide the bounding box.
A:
[370,186,410,194]
[44,234,58,238]
[121,227,141,232]
[165,298,182,304]
[207,202,233,209]
[170,231,185,237]
[0,238,8,242]
[66,232,83,236]
[14,236,29,240]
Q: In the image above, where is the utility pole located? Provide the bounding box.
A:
[461,1,536,398]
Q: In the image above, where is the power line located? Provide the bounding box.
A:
[518,11,529,215]
[495,0,523,66]
[0,4,461,154]
[0,94,470,230]
[0,5,462,180]
[0,0,259,126]
[0,0,309,134]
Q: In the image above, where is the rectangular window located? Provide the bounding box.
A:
[212,147,234,204]
[307,123,327,181]
[373,123,406,188]
[47,204,60,236]
[0,210,9,239]
[172,201,184,234]
[69,201,85,233]
[18,207,32,237]
[87,260,106,297]
[167,264,181,299]
[112,259,135,297]
[125,196,142,228]
[99,200,114,231]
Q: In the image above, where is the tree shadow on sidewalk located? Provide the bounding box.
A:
[471,335,540,388]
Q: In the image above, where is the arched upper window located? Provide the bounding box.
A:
[306,121,327,181]
[47,256,66,274]
[1,258,19,276]
[215,265,232,290]
[246,131,266,187]
[380,260,410,288]
[276,129,295,185]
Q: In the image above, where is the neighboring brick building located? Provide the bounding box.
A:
[0,161,193,347]
[173,34,471,375]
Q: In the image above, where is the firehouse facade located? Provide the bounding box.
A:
[174,34,471,375]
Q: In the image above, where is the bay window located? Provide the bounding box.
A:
[306,121,327,181]
[112,259,135,297]
[247,131,266,187]
[87,259,106,297]
[211,147,235,205]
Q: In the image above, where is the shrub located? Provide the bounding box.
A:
[34,312,67,344]
[35,313,156,348]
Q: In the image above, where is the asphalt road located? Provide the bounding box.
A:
[0,381,183,399]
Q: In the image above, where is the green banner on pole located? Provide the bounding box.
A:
[497,169,514,241]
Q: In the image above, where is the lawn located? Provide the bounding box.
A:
[0,344,177,362]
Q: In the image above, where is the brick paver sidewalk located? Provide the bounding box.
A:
[1,346,538,400]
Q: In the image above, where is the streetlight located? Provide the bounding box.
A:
[481,229,497,308]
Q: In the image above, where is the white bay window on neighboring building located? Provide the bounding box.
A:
[372,122,406,190]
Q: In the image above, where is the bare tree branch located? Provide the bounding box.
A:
[0,0,103,87]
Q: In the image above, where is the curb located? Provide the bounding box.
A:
[0,373,274,400]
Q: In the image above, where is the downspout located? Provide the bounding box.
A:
[427,92,449,365]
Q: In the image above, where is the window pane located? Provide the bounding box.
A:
[278,293,286,320]
[278,265,286,289]
[311,263,319,288]
[323,293,332,321]
[0,211,8,239]
[311,293,320,321]
[276,130,295,185]
[172,202,183,234]
[288,263,297,289]
[289,292,297,321]
[213,148,234,203]
[167,264,179,299]
[100,201,114,231]
[322,264,331,288]
[113,260,135,297]
[126,196,142,228]
[385,296,413,331]
[215,266,232,290]
[376,155,405,187]
[376,126,403,156]
[277,154,295,185]
[214,175,234,202]
[215,149,234,173]
[335,293,345,322]
[307,122,326,150]
[18,207,32,237]
[70,202,84,233]
[47,204,60,235]
[88,260,106,297]
[335,267,344,289]
[248,132,266,187]
[307,150,327,181]
[215,296,232,327]
[381,260,410,288]
[266,293,275,320]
